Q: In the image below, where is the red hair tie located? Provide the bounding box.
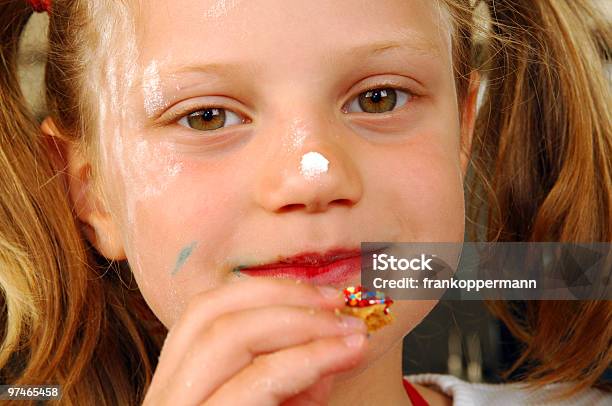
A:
[28,0,51,13]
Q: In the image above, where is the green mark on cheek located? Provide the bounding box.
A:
[171,241,198,276]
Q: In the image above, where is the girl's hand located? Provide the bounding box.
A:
[142,278,368,406]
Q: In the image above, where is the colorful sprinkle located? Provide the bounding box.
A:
[343,285,393,314]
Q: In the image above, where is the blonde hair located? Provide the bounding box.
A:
[0,0,610,404]
[1,1,163,405]
[444,0,612,395]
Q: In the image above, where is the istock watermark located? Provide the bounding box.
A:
[372,253,435,271]
[360,242,612,300]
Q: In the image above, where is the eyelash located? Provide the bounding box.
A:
[172,85,415,132]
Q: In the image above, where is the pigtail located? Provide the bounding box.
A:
[465,0,611,395]
[0,1,163,404]
[0,0,60,387]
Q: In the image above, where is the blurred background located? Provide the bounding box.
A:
[17,1,612,383]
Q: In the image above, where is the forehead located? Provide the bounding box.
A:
[133,0,452,69]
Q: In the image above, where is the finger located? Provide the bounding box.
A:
[157,307,366,404]
[205,333,368,406]
[162,279,343,363]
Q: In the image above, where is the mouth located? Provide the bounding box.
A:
[234,246,384,286]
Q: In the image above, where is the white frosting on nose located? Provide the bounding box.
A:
[300,151,329,179]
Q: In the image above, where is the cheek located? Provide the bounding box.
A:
[116,152,250,325]
[386,300,437,345]
[363,133,465,243]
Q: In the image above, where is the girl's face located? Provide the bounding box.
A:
[95,0,468,366]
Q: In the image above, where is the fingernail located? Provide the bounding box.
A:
[317,286,340,299]
[343,333,366,348]
[338,315,366,331]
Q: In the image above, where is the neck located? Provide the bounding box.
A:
[329,339,411,405]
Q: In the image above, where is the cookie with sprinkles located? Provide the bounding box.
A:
[340,286,394,332]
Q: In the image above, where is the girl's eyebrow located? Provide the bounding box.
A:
[142,62,251,88]
[345,39,442,60]
[161,62,249,77]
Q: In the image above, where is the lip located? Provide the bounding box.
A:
[236,247,371,285]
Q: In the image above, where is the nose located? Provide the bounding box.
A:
[254,137,363,214]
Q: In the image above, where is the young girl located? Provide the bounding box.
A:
[0,0,610,404]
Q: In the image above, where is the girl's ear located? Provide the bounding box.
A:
[460,71,480,176]
[41,117,127,260]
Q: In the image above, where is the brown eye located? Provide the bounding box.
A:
[346,87,410,114]
[179,108,242,131]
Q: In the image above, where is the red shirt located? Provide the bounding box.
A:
[403,378,430,406]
